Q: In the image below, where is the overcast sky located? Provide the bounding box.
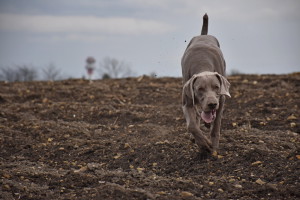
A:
[0,0,299,78]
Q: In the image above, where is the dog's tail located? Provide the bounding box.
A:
[201,13,208,35]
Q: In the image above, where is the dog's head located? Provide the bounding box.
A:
[182,72,230,123]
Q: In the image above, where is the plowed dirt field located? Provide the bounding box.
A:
[1,73,299,199]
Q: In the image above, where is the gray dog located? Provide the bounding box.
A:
[181,13,231,155]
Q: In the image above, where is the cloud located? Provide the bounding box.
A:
[29,34,106,43]
[175,0,300,22]
[0,14,174,35]
[124,0,173,8]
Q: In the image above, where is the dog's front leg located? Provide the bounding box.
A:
[210,95,225,152]
[183,105,213,153]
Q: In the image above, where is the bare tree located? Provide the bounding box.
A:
[149,72,158,78]
[0,65,38,82]
[43,63,61,81]
[0,66,18,82]
[229,69,243,76]
[17,65,38,81]
[99,57,136,79]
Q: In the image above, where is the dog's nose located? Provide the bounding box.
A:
[208,103,217,109]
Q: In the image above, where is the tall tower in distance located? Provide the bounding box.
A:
[85,56,96,82]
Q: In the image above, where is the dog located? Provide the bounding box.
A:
[181,13,231,155]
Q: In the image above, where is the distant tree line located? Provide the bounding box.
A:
[0,57,153,82]
[0,64,61,82]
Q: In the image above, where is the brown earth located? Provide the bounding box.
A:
[0,73,299,200]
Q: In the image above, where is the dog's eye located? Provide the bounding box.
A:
[214,85,220,90]
[198,87,204,92]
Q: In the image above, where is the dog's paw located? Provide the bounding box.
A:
[198,150,210,160]
[199,146,212,157]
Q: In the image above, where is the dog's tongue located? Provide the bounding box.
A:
[201,110,216,123]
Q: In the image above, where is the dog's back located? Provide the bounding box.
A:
[181,14,226,83]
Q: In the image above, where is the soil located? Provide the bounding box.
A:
[0,73,299,200]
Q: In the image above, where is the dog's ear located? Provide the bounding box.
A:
[216,74,231,97]
[182,76,197,106]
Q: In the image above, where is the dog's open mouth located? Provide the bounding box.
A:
[201,110,216,124]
